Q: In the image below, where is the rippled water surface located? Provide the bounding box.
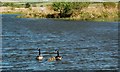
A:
[1,14,118,71]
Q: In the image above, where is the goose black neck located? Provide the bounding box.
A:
[57,51,59,56]
[38,49,41,55]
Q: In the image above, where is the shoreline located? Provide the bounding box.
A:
[1,13,119,22]
[0,4,119,22]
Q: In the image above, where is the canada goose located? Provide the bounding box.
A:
[36,49,43,60]
[48,50,62,62]
[55,50,62,61]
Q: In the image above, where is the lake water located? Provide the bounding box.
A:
[1,14,119,71]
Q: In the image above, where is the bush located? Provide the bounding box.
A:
[0,1,2,7]
[52,2,72,18]
[103,2,116,9]
[2,2,24,8]
[52,2,90,18]
[25,3,31,8]
[71,2,90,10]
[2,2,14,7]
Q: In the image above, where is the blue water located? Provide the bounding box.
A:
[1,14,119,71]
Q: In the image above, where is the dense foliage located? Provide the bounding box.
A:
[52,2,71,18]
[52,2,90,18]
[103,2,116,9]
[25,3,31,8]
[2,2,24,8]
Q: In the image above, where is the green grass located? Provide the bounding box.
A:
[1,12,23,14]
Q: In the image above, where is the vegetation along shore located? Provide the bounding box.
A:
[0,2,119,22]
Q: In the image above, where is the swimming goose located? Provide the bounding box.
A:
[48,50,62,62]
[36,49,43,60]
[55,50,62,61]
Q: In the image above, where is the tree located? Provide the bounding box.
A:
[0,1,2,7]
[52,2,74,18]
[52,2,90,18]
[25,3,31,8]
[2,2,14,7]
[103,2,116,9]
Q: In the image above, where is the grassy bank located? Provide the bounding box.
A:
[1,12,23,14]
[0,2,119,22]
